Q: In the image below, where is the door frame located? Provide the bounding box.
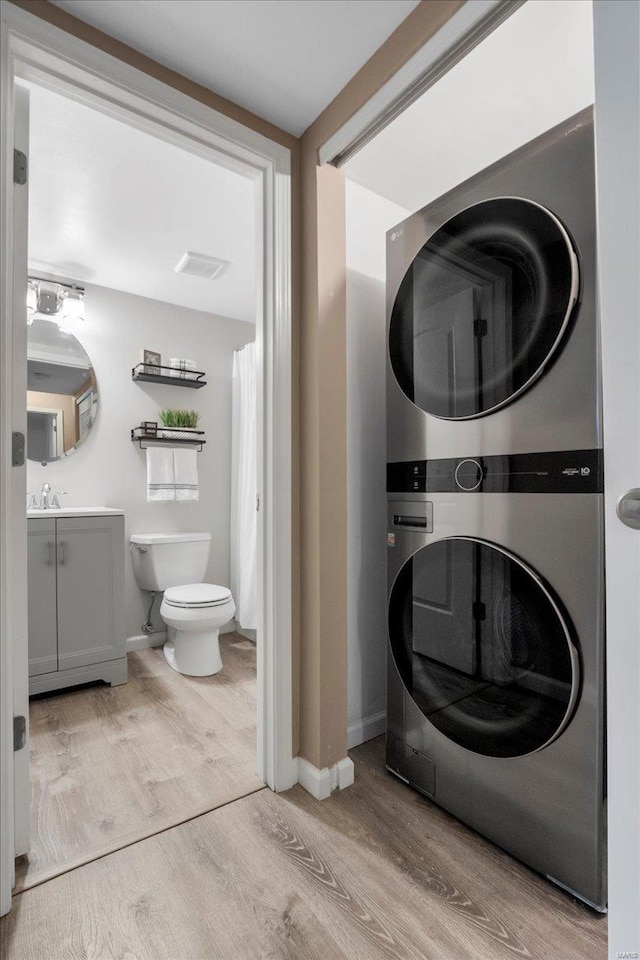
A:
[26,407,64,458]
[0,1,295,915]
[320,0,639,954]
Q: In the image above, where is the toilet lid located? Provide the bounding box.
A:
[164,583,232,608]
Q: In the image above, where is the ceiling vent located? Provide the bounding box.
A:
[174,251,230,280]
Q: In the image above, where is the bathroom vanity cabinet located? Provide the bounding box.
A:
[27,510,126,694]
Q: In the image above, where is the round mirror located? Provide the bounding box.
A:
[27,319,98,463]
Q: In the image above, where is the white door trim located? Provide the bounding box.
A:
[0,2,295,914]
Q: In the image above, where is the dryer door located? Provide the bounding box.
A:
[388,537,580,758]
[389,198,579,419]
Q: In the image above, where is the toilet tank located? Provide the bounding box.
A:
[130,532,211,591]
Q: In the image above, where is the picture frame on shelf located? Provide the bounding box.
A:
[141,349,161,374]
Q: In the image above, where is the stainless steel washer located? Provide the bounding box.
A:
[386,108,600,461]
[385,451,606,909]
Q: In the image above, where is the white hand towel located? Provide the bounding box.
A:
[174,448,199,501]
[147,447,176,501]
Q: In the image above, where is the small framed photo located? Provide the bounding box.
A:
[141,349,161,374]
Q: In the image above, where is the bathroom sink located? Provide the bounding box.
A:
[27,507,125,518]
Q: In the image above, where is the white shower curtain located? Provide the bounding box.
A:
[230,342,257,630]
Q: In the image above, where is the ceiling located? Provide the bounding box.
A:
[51,0,420,137]
[26,81,257,321]
[28,360,89,395]
[344,0,595,212]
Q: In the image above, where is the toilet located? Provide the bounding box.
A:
[130,532,235,677]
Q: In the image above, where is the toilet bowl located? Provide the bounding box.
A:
[130,532,235,677]
[160,583,236,676]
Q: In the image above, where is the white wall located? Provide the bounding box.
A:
[26,281,254,642]
[344,0,595,212]
[346,181,409,748]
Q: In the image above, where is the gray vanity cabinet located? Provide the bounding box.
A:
[27,514,127,695]
[27,518,58,677]
[56,517,124,670]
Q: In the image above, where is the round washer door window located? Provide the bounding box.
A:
[388,538,579,758]
[389,198,579,419]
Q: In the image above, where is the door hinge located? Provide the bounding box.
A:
[13,716,26,751]
[256,494,260,512]
[13,148,27,185]
[12,431,25,466]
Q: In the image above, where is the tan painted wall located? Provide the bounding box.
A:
[298,0,464,769]
[11,0,463,772]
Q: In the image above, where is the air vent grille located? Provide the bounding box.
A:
[174,251,230,280]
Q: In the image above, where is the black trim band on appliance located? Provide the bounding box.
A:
[387,449,604,494]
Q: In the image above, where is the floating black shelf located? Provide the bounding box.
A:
[131,426,206,452]
[132,362,207,389]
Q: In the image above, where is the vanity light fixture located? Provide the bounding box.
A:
[60,287,86,322]
[26,277,86,328]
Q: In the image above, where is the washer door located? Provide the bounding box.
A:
[388,538,580,758]
[389,198,579,419]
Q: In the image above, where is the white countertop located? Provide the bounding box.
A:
[27,507,125,518]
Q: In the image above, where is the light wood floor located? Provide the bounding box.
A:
[2,738,606,960]
[15,634,263,892]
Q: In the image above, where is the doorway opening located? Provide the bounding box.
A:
[17,75,264,892]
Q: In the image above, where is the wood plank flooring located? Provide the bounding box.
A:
[2,738,607,960]
[15,633,263,892]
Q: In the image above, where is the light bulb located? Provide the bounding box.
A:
[60,288,86,324]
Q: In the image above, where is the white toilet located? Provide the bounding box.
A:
[130,532,235,677]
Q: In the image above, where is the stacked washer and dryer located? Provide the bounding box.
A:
[385,108,606,910]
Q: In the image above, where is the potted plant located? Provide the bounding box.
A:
[158,409,201,440]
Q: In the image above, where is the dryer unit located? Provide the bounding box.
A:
[386,108,600,462]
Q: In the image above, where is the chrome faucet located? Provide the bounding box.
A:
[40,482,66,509]
[41,482,54,509]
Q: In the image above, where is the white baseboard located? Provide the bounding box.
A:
[295,755,355,800]
[347,711,386,749]
[126,631,167,652]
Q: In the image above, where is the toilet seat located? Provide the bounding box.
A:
[164,583,232,609]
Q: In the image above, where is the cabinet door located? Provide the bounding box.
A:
[56,516,125,669]
[27,518,58,676]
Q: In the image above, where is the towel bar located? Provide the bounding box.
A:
[131,427,206,452]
